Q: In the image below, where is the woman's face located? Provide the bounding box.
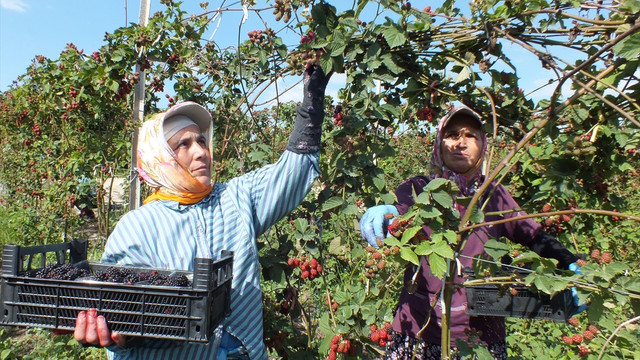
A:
[440,115,484,175]
[167,124,212,186]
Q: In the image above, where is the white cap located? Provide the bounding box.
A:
[440,106,483,130]
[161,101,212,139]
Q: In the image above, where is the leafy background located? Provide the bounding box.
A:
[0,0,639,359]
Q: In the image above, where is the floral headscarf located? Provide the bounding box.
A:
[429,106,487,196]
[136,102,214,205]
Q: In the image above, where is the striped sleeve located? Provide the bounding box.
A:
[227,150,320,238]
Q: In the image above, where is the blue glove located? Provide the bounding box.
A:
[568,262,588,315]
[359,205,399,248]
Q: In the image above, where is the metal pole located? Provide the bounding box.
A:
[128,0,151,210]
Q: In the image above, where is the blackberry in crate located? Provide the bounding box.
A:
[95,266,138,283]
[26,263,89,280]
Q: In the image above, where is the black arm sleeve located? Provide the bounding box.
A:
[528,230,579,269]
[286,65,330,154]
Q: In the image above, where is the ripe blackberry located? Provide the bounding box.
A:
[167,274,190,287]
[26,263,88,280]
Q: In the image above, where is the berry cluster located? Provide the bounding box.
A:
[333,105,344,127]
[32,123,41,136]
[300,31,316,44]
[26,263,89,280]
[248,30,266,44]
[416,106,434,122]
[590,249,613,264]
[287,256,323,280]
[388,216,427,244]
[369,322,392,347]
[561,317,598,357]
[25,263,191,287]
[324,294,339,311]
[364,245,399,279]
[387,216,411,238]
[541,213,575,235]
[273,0,292,22]
[326,335,356,359]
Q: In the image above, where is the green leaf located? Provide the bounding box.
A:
[618,277,640,293]
[381,54,403,75]
[401,247,420,265]
[1,350,10,360]
[424,177,450,191]
[372,174,386,191]
[383,25,407,48]
[454,66,470,83]
[476,346,495,360]
[318,312,333,338]
[443,230,458,244]
[432,240,454,258]
[429,253,447,278]
[401,226,423,244]
[384,236,402,247]
[294,218,308,233]
[414,241,432,256]
[328,236,348,256]
[431,191,453,208]
[322,196,344,211]
[612,29,640,60]
[621,0,640,12]
[587,294,605,324]
[483,239,510,260]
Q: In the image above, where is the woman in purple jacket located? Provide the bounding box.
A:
[359,106,583,359]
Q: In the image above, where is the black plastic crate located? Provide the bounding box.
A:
[465,283,576,321]
[0,240,233,342]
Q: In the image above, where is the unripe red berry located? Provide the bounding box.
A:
[370,324,378,332]
[379,338,387,347]
[331,335,340,344]
[301,270,309,279]
[588,325,598,334]
[568,317,579,327]
[371,330,380,341]
[590,249,601,260]
[578,345,591,357]
[562,335,573,345]
[327,350,337,360]
[310,258,318,268]
[583,330,594,340]
[572,334,583,344]
[372,252,383,260]
[366,259,375,267]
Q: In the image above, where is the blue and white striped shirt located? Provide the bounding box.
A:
[101,150,320,360]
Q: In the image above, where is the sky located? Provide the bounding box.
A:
[0,0,573,104]
[0,0,348,104]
